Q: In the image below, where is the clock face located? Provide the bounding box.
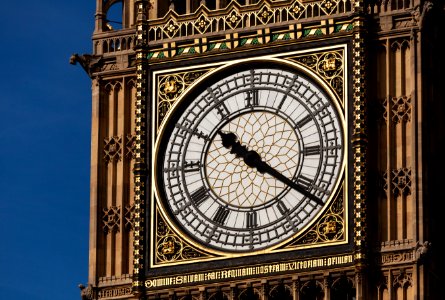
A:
[155,61,345,253]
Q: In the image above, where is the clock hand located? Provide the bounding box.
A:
[217,131,323,205]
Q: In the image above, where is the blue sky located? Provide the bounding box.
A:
[0,1,96,299]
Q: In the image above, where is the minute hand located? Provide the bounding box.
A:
[217,130,323,205]
[254,160,323,206]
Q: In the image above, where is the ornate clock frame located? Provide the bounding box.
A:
[140,38,362,292]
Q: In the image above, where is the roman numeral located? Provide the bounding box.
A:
[165,160,201,174]
[207,87,230,119]
[183,161,201,173]
[278,75,299,109]
[304,145,321,156]
[315,102,330,116]
[245,90,259,107]
[164,158,180,175]
[213,206,230,225]
[190,186,209,206]
[215,102,230,119]
[296,114,313,128]
[246,211,257,228]
[175,123,209,141]
[277,200,289,215]
[297,175,313,190]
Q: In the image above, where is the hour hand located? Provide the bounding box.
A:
[216,130,323,205]
[216,130,264,171]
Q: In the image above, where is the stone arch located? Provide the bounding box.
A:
[269,281,292,300]
[300,279,324,300]
[331,275,356,300]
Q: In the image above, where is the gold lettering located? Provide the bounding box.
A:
[143,254,355,290]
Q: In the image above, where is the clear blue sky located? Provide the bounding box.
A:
[0,1,96,299]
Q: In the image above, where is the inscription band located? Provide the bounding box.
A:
[146,254,353,289]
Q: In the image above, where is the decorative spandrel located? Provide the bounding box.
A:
[155,208,215,265]
[289,50,344,104]
[283,185,345,248]
[157,68,214,131]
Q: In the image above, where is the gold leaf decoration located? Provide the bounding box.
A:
[155,208,214,264]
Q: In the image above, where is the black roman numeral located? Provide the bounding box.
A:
[215,102,230,119]
[190,186,209,206]
[165,161,201,175]
[213,206,230,225]
[296,114,313,128]
[246,211,257,228]
[277,200,289,215]
[183,161,201,173]
[297,175,313,190]
[278,74,299,109]
[304,145,321,156]
[175,123,209,141]
[207,87,230,119]
[245,90,259,108]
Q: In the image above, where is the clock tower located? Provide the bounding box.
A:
[72,0,444,299]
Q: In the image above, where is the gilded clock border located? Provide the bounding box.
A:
[149,44,349,268]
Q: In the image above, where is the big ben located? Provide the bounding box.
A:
[72,0,445,299]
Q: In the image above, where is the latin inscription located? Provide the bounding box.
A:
[98,287,132,299]
[145,254,353,289]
